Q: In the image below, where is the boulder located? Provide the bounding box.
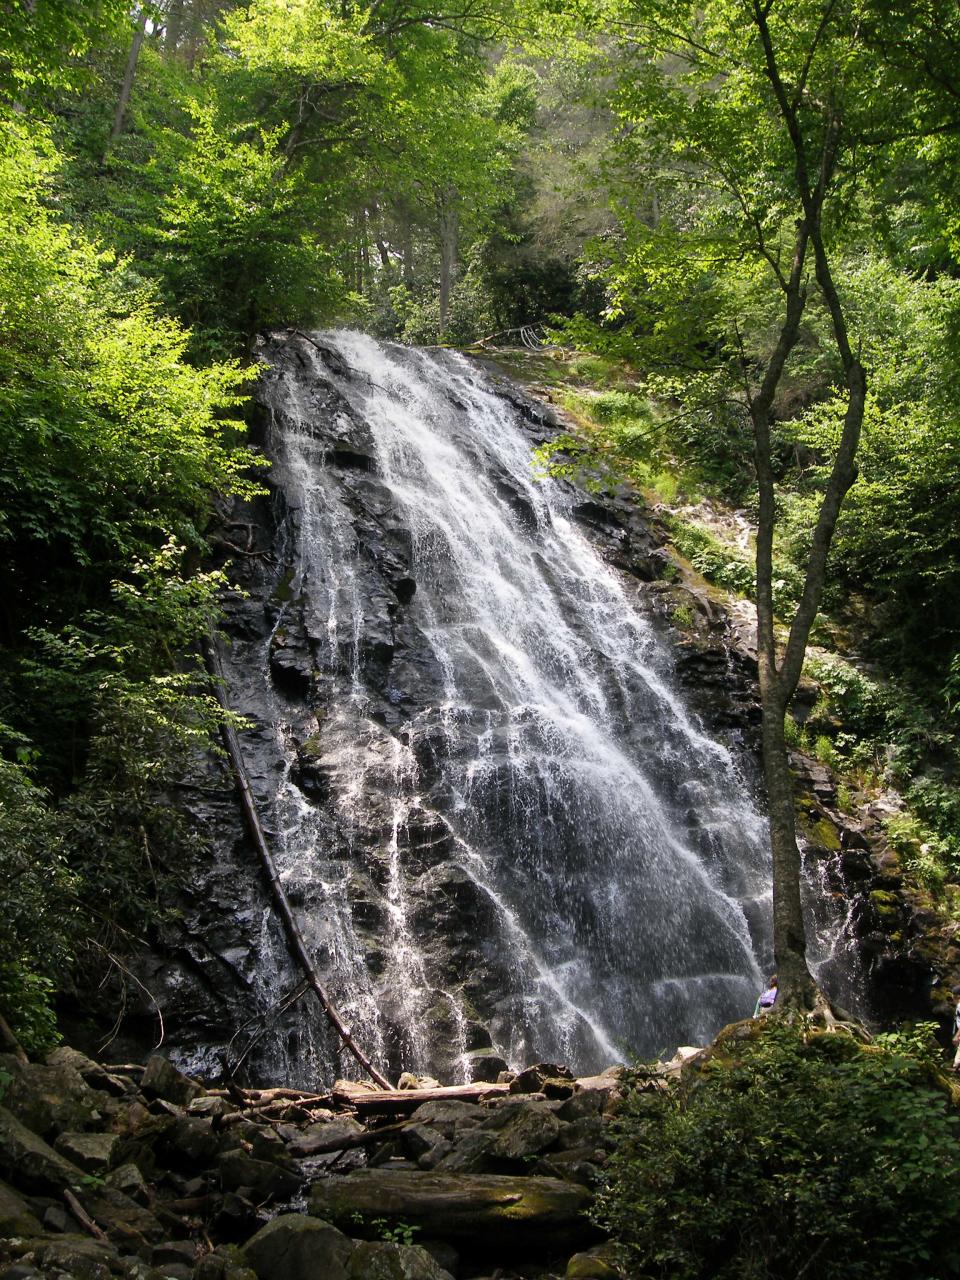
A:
[508,1064,576,1098]
[309,1169,595,1250]
[0,1053,102,1137]
[0,1104,87,1193]
[105,1163,150,1205]
[432,1130,497,1174]
[287,1116,362,1157]
[139,1056,203,1108]
[407,1101,483,1136]
[462,1049,510,1083]
[242,1213,353,1280]
[347,1241,454,1279]
[54,1131,121,1174]
[193,1244,258,1280]
[19,1235,123,1280]
[485,1104,561,1160]
[79,1183,165,1250]
[217,1151,300,1201]
[565,1243,624,1278]
[0,1177,43,1235]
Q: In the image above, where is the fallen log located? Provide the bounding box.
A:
[204,633,391,1091]
[288,1118,413,1158]
[335,1082,509,1115]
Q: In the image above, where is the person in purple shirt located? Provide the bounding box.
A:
[754,975,779,1017]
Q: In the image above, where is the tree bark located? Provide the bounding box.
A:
[744,0,869,1010]
[438,192,459,332]
[106,10,149,154]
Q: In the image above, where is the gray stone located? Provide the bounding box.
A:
[462,1050,510,1084]
[43,1203,71,1232]
[164,1116,219,1165]
[0,1178,43,1235]
[482,1102,561,1159]
[407,1102,483,1137]
[556,1118,604,1151]
[106,1163,149,1205]
[432,1130,497,1174]
[241,1213,353,1280]
[152,1240,197,1269]
[347,1241,454,1279]
[557,1091,604,1122]
[508,1064,575,1097]
[26,1236,122,1280]
[0,1104,86,1193]
[309,1169,596,1248]
[193,1244,258,1280]
[186,1097,232,1119]
[401,1124,446,1160]
[287,1116,362,1157]
[0,1054,102,1138]
[565,1243,625,1277]
[416,1139,454,1170]
[54,1131,121,1174]
[217,1151,300,1201]
[140,1056,202,1108]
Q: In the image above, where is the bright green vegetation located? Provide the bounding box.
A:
[599,1022,960,1280]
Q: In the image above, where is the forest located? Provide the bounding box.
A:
[2,2,960,1277]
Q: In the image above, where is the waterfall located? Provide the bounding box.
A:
[234,330,772,1084]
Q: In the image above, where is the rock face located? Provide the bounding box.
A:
[66,329,930,1088]
[87,329,780,1090]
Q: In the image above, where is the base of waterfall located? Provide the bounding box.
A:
[0,1043,667,1280]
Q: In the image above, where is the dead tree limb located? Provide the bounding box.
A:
[203,632,392,1090]
[337,1082,510,1115]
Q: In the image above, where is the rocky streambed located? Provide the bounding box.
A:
[0,1045,660,1280]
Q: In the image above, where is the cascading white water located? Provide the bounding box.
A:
[252,330,773,1081]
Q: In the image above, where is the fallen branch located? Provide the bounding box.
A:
[336,1082,510,1115]
[203,632,392,1091]
[64,1189,108,1242]
[288,1117,413,1157]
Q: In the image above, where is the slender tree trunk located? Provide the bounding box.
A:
[402,215,414,285]
[437,189,458,333]
[106,10,149,154]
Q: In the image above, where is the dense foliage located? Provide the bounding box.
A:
[598,1022,960,1280]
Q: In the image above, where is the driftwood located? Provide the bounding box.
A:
[288,1118,414,1158]
[63,1189,108,1242]
[204,634,391,1091]
[336,1082,510,1115]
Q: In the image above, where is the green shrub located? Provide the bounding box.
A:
[597,1023,960,1280]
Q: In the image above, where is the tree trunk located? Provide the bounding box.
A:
[106,10,149,154]
[438,194,458,333]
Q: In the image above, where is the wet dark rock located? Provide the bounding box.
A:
[53,1131,120,1174]
[140,1057,203,1109]
[508,1064,575,1096]
[462,1049,509,1083]
[431,1130,498,1175]
[347,1240,454,1280]
[309,1168,596,1250]
[0,1179,43,1236]
[241,1214,353,1280]
[217,1151,300,1201]
[484,1104,561,1161]
[193,1244,258,1280]
[0,1055,103,1139]
[0,1106,86,1193]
